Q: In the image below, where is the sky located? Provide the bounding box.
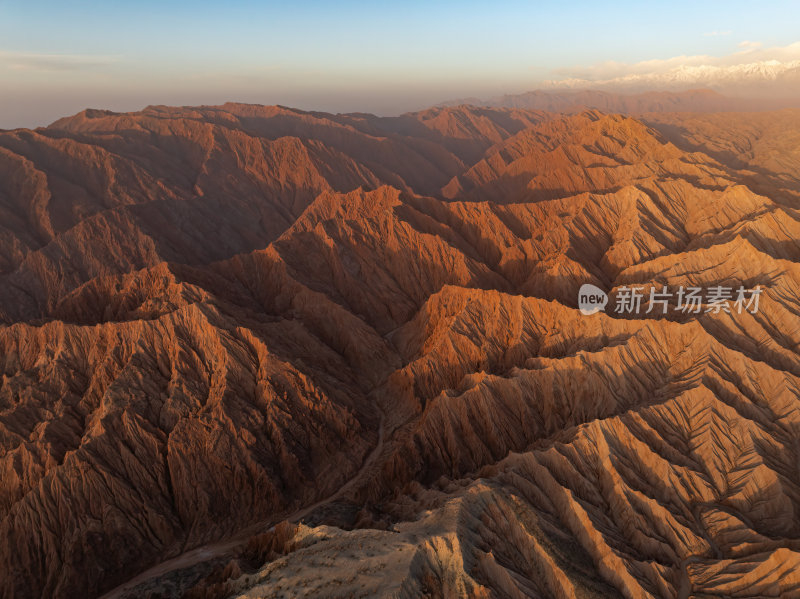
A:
[1,0,799,128]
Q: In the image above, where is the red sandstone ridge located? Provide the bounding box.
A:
[2,103,800,598]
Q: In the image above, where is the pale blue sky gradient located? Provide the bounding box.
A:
[1,0,799,128]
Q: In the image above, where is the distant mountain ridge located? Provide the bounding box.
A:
[544,57,800,94]
[442,87,800,114]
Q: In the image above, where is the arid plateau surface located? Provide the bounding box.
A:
[2,96,800,598]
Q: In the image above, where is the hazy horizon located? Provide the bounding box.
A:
[2,0,800,129]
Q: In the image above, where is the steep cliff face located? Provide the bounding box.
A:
[2,104,800,598]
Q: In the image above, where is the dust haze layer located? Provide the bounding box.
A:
[2,96,800,599]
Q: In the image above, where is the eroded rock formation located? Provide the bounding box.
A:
[2,102,800,598]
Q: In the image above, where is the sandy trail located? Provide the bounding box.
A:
[100,410,386,599]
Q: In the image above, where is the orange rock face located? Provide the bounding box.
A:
[2,103,800,598]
